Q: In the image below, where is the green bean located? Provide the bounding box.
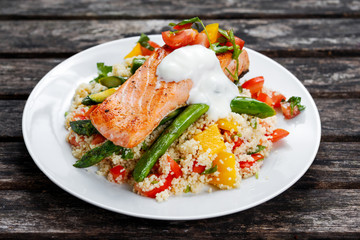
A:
[230,97,276,119]
[133,104,209,182]
[159,107,184,125]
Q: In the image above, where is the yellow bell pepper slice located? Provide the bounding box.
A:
[124,42,142,59]
[202,23,219,44]
[210,151,238,188]
[193,124,226,155]
[217,118,238,132]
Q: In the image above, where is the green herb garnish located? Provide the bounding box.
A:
[137,33,154,51]
[151,180,159,184]
[286,96,306,115]
[184,185,191,193]
[255,172,259,179]
[248,145,266,155]
[201,165,218,175]
[93,63,112,83]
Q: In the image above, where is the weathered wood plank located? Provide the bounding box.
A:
[1,19,359,57]
[1,141,359,190]
[1,99,358,139]
[1,58,359,98]
[0,189,359,236]
[0,0,359,19]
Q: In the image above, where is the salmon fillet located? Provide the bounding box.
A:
[90,46,249,148]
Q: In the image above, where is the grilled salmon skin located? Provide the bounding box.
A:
[90,46,249,148]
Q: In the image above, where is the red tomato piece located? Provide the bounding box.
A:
[271,92,286,108]
[140,41,161,56]
[251,153,264,161]
[162,29,197,49]
[271,129,289,142]
[281,101,301,119]
[233,138,244,150]
[192,161,206,174]
[257,92,274,106]
[109,165,127,183]
[167,156,182,178]
[241,76,264,95]
[225,36,245,50]
[91,134,106,145]
[73,108,87,120]
[173,23,193,30]
[68,135,80,147]
[190,32,210,48]
[239,161,255,169]
[135,174,173,198]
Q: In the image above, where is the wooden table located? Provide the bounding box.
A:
[1,1,359,239]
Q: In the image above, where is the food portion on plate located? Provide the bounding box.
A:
[64,17,305,201]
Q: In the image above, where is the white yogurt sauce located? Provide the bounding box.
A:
[156,45,239,121]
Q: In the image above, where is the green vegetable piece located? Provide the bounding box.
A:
[131,58,146,74]
[141,142,149,151]
[137,33,154,51]
[201,165,218,175]
[93,63,112,82]
[248,145,266,155]
[82,88,116,106]
[133,104,209,182]
[184,185,191,193]
[231,97,276,119]
[73,141,122,168]
[70,120,98,136]
[159,108,184,125]
[122,148,134,160]
[99,76,127,88]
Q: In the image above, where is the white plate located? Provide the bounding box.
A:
[23,35,321,220]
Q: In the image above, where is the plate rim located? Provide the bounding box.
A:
[22,35,321,220]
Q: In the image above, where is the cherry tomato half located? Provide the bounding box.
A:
[162,29,197,49]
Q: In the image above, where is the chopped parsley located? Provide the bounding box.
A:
[247,145,266,155]
[151,180,159,184]
[201,165,218,175]
[93,63,112,83]
[184,185,191,193]
[286,96,306,115]
[255,172,259,179]
[122,148,134,160]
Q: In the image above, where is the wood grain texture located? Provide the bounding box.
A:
[1,19,359,57]
[1,58,360,98]
[1,141,359,190]
[0,0,359,19]
[0,189,359,238]
[2,99,358,139]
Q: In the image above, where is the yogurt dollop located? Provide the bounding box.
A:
[156,45,239,121]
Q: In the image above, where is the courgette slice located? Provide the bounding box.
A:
[82,88,116,106]
[99,76,128,88]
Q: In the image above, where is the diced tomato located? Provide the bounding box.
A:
[109,165,127,183]
[257,92,273,106]
[162,29,197,49]
[84,105,97,119]
[135,174,173,198]
[251,153,264,161]
[281,101,301,119]
[193,161,206,174]
[190,32,210,48]
[167,156,182,178]
[225,36,245,50]
[91,134,106,145]
[140,41,161,56]
[271,92,286,108]
[68,135,80,147]
[233,138,244,150]
[241,76,264,95]
[239,161,255,169]
[73,108,87,120]
[271,129,289,142]
[173,23,193,30]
